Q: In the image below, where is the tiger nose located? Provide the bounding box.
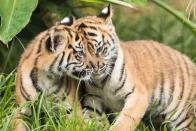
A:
[89,61,95,69]
[87,61,98,72]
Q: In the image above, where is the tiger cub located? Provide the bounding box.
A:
[13,17,84,131]
[68,6,196,130]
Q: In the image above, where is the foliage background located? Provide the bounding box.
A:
[0,0,196,130]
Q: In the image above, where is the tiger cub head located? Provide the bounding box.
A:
[70,5,119,79]
[36,16,92,80]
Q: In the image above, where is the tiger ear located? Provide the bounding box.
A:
[97,4,113,20]
[56,16,75,26]
[46,34,65,52]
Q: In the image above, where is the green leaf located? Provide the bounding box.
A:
[151,0,196,34]
[0,0,38,44]
[130,0,148,5]
[82,0,134,8]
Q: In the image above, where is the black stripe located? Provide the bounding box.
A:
[54,27,73,38]
[90,38,98,43]
[36,39,43,54]
[65,62,78,68]
[83,105,102,116]
[54,28,64,32]
[114,74,127,95]
[85,93,101,99]
[75,34,79,41]
[54,76,64,94]
[58,52,65,71]
[87,32,97,37]
[100,75,109,87]
[20,74,31,100]
[176,115,191,128]
[87,79,97,88]
[108,34,115,44]
[78,23,87,29]
[105,40,111,46]
[124,86,135,100]
[49,54,61,73]
[165,71,174,109]
[176,118,194,131]
[75,46,82,49]
[64,28,73,38]
[102,34,105,41]
[160,50,175,113]
[158,72,164,107]
[30,67,42,92]
[110,56,118,63]
[34,54,41,66]
[119,62,125,81]
[66,108,73,114]
[67,52,72,63]
[68,44,77,52]
[179,59,186,98]
[178,118,194,130]
[20,81,30,101]
[97,41,102,46]
[77,23,97,30]
[171,108,186,123]
[179,66,185,100]
[143,44,157,105]
[162,48,175,109]
[172,57,191,122]
[83,31,88,39]
[171,59,186,115]
[110,47,116,52]
[73,62,84,69]
[35,33,49,62]
[23,49,33,61]
[65,77,72,96]
[152,45,165,108]
[89,26,97,30]
[165,55,184,115]
[66,87,71,96]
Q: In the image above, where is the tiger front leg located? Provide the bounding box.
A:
[12,107,32,131]
[111,84,149,131]
[81,94,105,127]
[12,88,34,131]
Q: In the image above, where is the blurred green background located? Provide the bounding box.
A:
[0,0,195,73]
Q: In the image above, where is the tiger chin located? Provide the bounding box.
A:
[65,5,196,131]
[13,17,86,131]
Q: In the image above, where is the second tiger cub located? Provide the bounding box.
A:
[67,5,196,131]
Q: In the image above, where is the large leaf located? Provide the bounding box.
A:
[0,0,38,44]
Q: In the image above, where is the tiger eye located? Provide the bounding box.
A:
[97,46,103,54]
[102,47,107,54]
[75,55,81,60]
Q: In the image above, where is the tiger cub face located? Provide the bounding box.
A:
[71,5,119,80]
[37,17,92,80]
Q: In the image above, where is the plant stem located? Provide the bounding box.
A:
[151,0,196,34]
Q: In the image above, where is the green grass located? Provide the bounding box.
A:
[0,71,110,131]
[0,71,195,131]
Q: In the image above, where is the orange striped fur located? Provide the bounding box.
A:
[66,5,196,131]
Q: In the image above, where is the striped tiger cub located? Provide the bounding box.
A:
[13,17,84,131]
[69,5,196,130]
